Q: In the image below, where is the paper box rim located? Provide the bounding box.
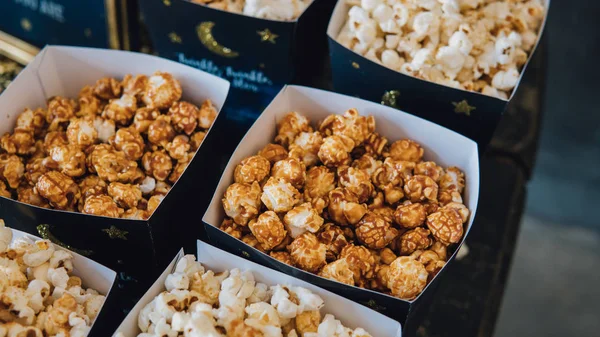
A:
[176,0,319,24]
[8,226,117,331]
[326,0,551,102]
[0,45,230,223]
[202,84,480,304]
[114,242,402,336]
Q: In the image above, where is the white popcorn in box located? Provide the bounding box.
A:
[337,0,547,98]
[117,253,381,337]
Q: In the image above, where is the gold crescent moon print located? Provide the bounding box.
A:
[197,22,240,58]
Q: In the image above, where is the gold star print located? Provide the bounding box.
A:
[169,32,182,44]
[163,0,172,6]
[102,226,128,240]
[452,100,476,116]
[21,18,32,32]
[37,224,94,256]
[84,28,92,38]
[381,90,401,108]
[352,62,360,69]
[257,29,278,44]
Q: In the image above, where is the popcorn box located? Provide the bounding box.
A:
[202,85,480,332]
[114,241,402,336]
[326,0,550,148]
[138,0,336,123]
[7,226,117,337]
[0,46,230,302]
[0,0,128,49]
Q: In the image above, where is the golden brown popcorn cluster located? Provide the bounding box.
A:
[0,72,217,219]
[220,109,471,300]
[0,220,106,336]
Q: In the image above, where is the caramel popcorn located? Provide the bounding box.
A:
[220,218,243,240]
[15,108,46,136]
[197,100,218,129]
[142,72,182,109]
[340,244,376,284]
[288,131,323,167]
[66,118,98,149]
[93,77,122,100]
[110,127,145,161]
[393,202,426,229]
[327,188,367,226]
[108,182,142,209]
[318,135,355,167]
[234,155,271,184]
[261,177,302,213]
[288,232,327,272]
[248,211,287,251]
[17,186,49,208]
[0,181,11,198]
[283,203,324,238]
[0,72,217,218]
[0,154,25,189]
[142,150,173,182]
[168,101,198,135]
[1,129,36,155]
[270,251,294,266]
[355,212,399,249]
[317,223,349,262]
[319,258,355,286]
[35,171,80,210]
[271,157,306,189]
[398,227,433,256]
[427,208,464,245]
[275,112,312,147]
[222,182,262,226]
[337,165,374,203]
[319,108,375,144]
[337,0,545,98]
[82,195,124,218]
[46,97,76,130]
[303,166,336,213]
[219,109,471,300]
[44,145,87,177]
[387,256,428,300]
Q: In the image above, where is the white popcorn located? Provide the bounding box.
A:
[247,282,269,304]
[84,294,106,320]
[138,298,157,332]
[0,220,12,253]
[25,280,50,313]
[448,31,473,55]
[175,254,205,277]
[353,328,373,337]
[93,117,116,143]
[412,12,436,38]
[392,3,409,27]
[289,286,324,312]
[379,19,400,33]
[270,285,299,320]
[155,292,179,322]
[171,311,191,332]
[154,317,178,337]
[492,68,520,91]
[245,302,282,336]
[352,42,370,55]
[23,240,55,267]
[185,311,222,337]
[495,34,517,65]
[385,34,401,49]
[372,4,393,23]
[436,46,466,79]
[361,0,382,12]
[381,49,405,70]
[49,250,74,273]
[243,0,308,21]
[140,176,156,195]
[348,6,371,32]
[372,37,385,50]
[47,267,69,289]
[411,48,433,70]
[190,269,223,305]
[165,272,189,291]
[364,48,380,64]
[440,0,460,14]
[482,85,509,100]
[355,20,378,46]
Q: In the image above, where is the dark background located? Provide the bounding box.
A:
[494,1,600,336]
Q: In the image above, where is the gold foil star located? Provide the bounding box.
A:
[169,32,182,44]
[452,100,476,116]
[257,29,278,44]
[84,28,92,38]
[163,0,172,6]
[381,90,401,109]
[21,18,32,32]
[102,226,128,240]
[352,62,360,69]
